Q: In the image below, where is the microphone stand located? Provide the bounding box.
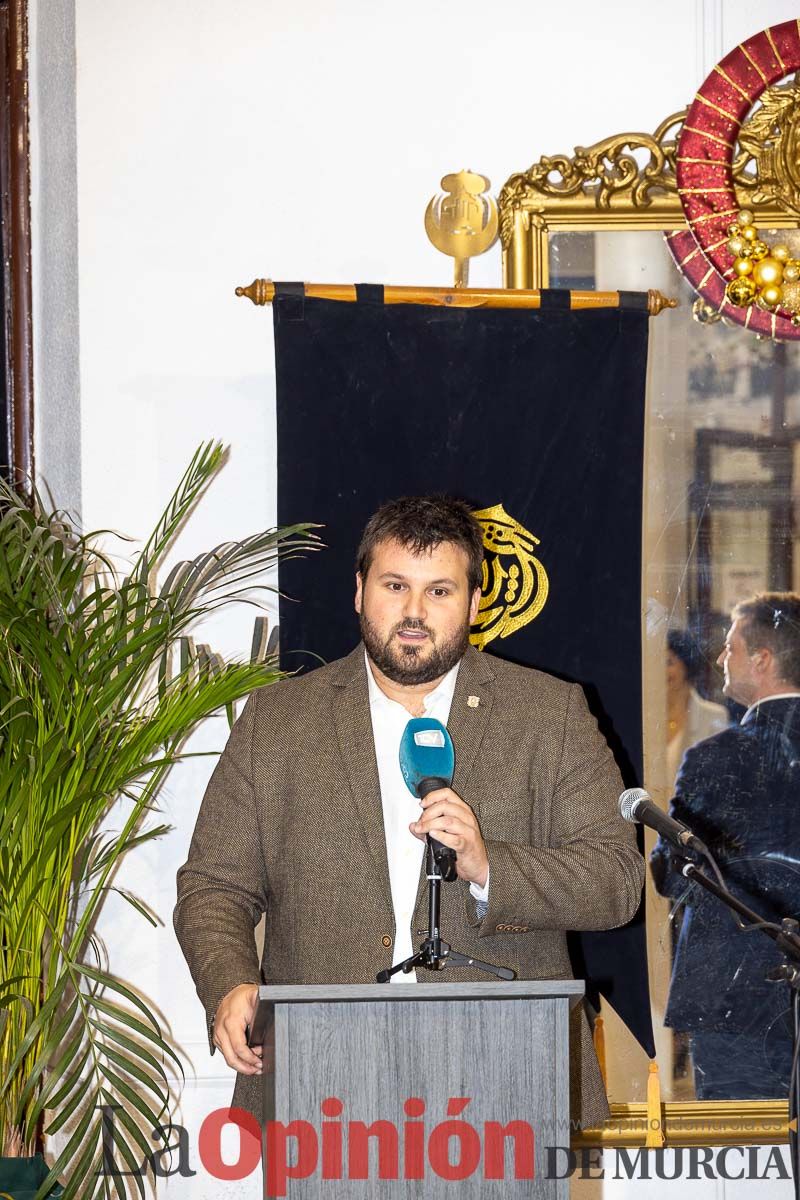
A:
[679,859,800,1198]
[376,837,515,983]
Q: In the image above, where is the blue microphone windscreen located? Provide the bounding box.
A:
[399,717,455,797]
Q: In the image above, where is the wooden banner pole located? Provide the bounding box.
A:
[235,279,678,317]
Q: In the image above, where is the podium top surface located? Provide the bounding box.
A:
[257,980,584,1007]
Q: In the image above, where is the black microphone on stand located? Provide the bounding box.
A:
[619,787,706,853]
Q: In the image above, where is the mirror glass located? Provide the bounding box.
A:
[549,229,800,1104]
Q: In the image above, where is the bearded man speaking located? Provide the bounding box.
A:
[174,495,643,1130]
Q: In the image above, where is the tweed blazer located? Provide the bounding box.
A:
[174,644,644,1129]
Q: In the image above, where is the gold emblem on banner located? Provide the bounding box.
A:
[470,504,549,650]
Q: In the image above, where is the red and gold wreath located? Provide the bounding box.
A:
[665,19,800,339]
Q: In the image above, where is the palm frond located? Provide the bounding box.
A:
[0,444,320,1197]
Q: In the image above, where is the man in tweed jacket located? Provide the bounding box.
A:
[174,496,644,1130]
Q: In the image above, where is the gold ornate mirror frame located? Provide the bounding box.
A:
[499,93,800,291]
[498,92,799,1149]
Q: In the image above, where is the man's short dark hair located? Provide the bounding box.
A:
[732,591,800,687]
[356,495,485,593]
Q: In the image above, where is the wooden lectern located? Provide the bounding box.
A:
[249,979,584,1197]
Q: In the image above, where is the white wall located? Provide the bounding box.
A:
[29,1,800,1195]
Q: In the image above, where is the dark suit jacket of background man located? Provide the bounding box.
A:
[174,644,644,1128]
[651,697,800,1051]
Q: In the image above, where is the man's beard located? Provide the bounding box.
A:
[359,612,470,685]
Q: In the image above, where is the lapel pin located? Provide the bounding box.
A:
[467,695,480,708]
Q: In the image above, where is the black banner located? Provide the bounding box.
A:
[274,289,654,1056]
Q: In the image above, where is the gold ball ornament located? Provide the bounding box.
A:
[692,297,720,324]
[758,283,783,308]
[750,240,769,261]
[741,224,758,242]
[727,236,745,256]
[784,261,800,283]
[773,244,790,262]
[733,256,754,276]
[737,209,754,227]
[726,276,757,306]
[727,223,743,238]
[752,256,784,287]
[783,281,800,310]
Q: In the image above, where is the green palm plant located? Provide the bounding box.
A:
[0,442,318,1199]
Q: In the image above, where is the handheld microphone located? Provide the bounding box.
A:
[619,787,705,853]
[399,717,458,881]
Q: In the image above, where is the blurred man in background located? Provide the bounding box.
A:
[651,592,800,1099]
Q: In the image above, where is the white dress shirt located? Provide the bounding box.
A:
[365,652,489,981]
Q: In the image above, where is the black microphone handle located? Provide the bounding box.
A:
[418,776,450,799]
[417,776,458,882]
[637,799,704,853]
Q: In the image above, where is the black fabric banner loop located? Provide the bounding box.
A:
[617,290,650,311]
[273,281,306,322]
[355,284,385,306]
[539,288,572,310]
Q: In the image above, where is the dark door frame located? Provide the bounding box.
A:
[0,0,32,489]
